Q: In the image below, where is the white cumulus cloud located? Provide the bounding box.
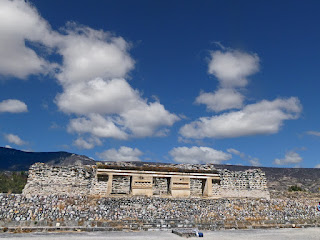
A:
[314,164,320,168]
[208,49,260,88]
[274,151,303,165]
[0,0,179,144]
[188,46,302,140]
[0,99,27,113]
[53,23,179,141]
[57,78,179,138]
[180,97,302,139]
[196,48,259,112]
[53,17,178,141]
[98,146,143,162]
[0,0,55,79]
[121,101,179,137]
[73,137,102,150]
[227,148,261,166]
[4,133,27,146]
[68,114,128,140]
[55,23,134,85]
[196,88,244,112]
[54,34,179,139]
[56,31,179,139]
[169,146,231,164]
[56,78,138,115]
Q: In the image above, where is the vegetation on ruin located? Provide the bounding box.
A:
[0,171,28,193]
[288,185,303,192]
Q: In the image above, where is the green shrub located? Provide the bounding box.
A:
[288,185,303,192]
[0,171,28,193]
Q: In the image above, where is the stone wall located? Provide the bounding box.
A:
[220,169,267,190]
[22,163,270,199]
[1,195,319,231]
[90,172,109,197]
[152,177,169,196]
[22,163,93,197]
[212,182,221,197]
[111,176,130,194]
[190,179,204,196]
[219,169,270,199]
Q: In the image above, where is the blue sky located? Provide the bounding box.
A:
[1,0,320,168]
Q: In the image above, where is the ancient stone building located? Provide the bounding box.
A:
[22,162,270,199]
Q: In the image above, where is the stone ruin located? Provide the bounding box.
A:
[22,162,270,199]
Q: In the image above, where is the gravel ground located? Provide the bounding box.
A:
[0,228,320,240]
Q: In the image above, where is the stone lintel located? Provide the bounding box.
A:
[96,169,219,179]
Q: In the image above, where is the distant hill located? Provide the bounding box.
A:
[0,147,95,171]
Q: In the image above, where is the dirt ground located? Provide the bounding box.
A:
[1,228,320,240]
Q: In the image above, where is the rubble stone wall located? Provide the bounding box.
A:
[219,169,270,199]
[190,179,203,196]
[152,177,169,195]
[219,169,267,190]
[111,175,130,194]
[22,163,270,199]
[1,195,319,231]
[212,183,221,197]
[90,173,109,197]
[22,163,93,197]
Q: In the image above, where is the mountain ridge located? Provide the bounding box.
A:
[0,147,95,171]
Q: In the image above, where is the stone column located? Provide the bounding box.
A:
[203,177,213,197]
[106,173,113,195]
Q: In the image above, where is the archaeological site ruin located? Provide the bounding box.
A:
[22,162,270,199]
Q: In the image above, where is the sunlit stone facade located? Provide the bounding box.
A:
[22,163,270,199]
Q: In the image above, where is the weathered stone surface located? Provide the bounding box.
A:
[190,179,204,196]
[90,174,109,197]
[153,177,169,196]
[219,169,269,199]
[0,194,319,230]
[111,176,130,194]
[22,163,93,197]
[22,163,270,199]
